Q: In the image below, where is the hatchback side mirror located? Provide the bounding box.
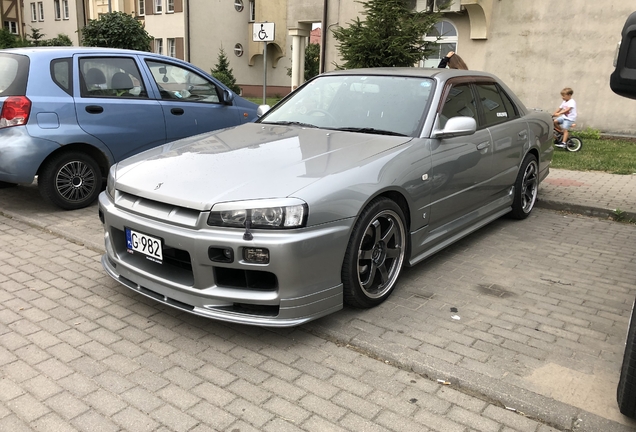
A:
[610,12,636,99]
[222,89,235,105]
[257,105,271,117]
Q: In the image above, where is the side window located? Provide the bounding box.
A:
[79,57,147,98]
[475,83,515,127]
[51,58,72,95]
[145,60,220,103]
[439,83,477,129]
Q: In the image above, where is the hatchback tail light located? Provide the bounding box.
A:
[0,96,31,129]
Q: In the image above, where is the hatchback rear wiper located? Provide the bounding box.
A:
[262,121,319,128]
[334,127,407,137]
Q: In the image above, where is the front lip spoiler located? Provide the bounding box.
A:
[101,255,342,328]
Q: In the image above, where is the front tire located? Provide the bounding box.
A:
[38,151,102,210]
[510,154,538,220]
[566,136,583,152]
[342,197,407,308]
[618,299,636,418]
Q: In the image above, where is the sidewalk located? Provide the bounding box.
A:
[539,168,636,220]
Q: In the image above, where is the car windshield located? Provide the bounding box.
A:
[261,75,434,137]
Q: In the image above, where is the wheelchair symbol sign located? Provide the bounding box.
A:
[253,22,275,42]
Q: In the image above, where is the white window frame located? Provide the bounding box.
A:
[155,38,163,55]
[167,38,176,58]
[38,1,45,21]
[249,0,255,22]
[30,3,37,21]
[155,0,162,14]
[421,20,458,68]
[138,0,145,16]
[62,0,69,19]
[54,0,61,20]
[4,21,18,34]
[167,0,174,13]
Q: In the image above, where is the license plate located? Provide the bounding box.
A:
[125,227,163,263]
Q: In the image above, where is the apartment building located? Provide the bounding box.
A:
[135,0,185,60]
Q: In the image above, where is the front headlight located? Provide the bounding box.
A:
[106,165,116,200]
[208,199,308,229]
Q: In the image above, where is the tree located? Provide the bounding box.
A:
[81,11,152,51]
[211,48,241,94]
[0,28,19,49]
[28,27,46,46]
[43,34,73,47]
[331,0,442,69]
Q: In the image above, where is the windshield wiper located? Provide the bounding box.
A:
[334,127,407,137]
[262,121,319,128]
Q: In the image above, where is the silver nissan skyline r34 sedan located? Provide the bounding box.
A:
[98,68,553,327]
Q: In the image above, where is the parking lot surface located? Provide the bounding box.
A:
[0,175,635,431]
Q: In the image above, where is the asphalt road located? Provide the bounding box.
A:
[1,183,635,431]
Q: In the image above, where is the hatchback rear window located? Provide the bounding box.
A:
[0,53,29,97]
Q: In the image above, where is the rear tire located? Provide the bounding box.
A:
[618,299,636,418]
[510,154,538,220]
[342,198,407,308]
[38,151,102,210]
[566,136,583,152]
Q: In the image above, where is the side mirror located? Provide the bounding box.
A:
[432,116,477,139]
[222,89,235,105]
[610,12,636,99]
[257,105,271,117]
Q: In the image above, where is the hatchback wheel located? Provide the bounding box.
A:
[618,299,636,418]
[342,197,407,308]
[39,152,102,210]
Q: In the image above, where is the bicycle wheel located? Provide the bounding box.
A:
[566,136,583,152]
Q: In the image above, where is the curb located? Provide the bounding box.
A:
[536,199,636,223]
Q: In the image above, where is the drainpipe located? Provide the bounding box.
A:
[186,0,191,62]
[320,0,328,73]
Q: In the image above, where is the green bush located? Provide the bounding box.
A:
[576,127,601,140]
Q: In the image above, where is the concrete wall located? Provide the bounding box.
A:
[446,0,635,135]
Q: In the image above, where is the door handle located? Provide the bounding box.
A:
[476,141,489,150]
[85,105,103,114]
[171,108,185,115]
[518,131,528,140]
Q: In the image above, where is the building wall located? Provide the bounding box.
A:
[189,0,292,96]
[441,0,635,135]
[24,0,81,44]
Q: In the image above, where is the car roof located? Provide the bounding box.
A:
[0,46,168,60]
[323,67,499,81]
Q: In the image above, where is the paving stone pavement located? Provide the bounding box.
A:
[0,167,635,432]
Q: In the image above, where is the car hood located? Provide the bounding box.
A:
[115,123,412,211]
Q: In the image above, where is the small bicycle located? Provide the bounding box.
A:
[553,126,583,152]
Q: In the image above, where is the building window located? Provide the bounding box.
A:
[167,38,176,57]
[4,21,18,34]
[38,1,45,21]
[249,0,255,22]
[234,43,243,57]
[167,0,174,13]
[421,20,458,68]
[54,0,61,20]
[234,0,243,12]
[155,0,162,14]
[30,3,37,21]
[138,0,145,15]
[63,0,69,19]
[155,38,163,55]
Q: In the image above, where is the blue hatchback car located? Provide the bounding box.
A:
[0,47,258,209]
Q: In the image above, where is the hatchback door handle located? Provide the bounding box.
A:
[171,108,184,115]
[85,105,103,114]
[476,141,489,150]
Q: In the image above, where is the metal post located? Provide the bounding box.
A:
[263,42,268,104]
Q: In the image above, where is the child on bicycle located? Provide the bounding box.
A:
[553,87,577,148]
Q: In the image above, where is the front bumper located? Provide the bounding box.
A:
[99,191,354,327]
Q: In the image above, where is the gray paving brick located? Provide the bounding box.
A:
[187,401,236,429]
[44,392,90,420]
[482,404,540,432]
[14,344,50,365]
[31,412,80,432]
[299,394,347,422]
[35,357,74,380]
[263,396,311,424]
[22,374,63,400]
[157,384,201,410]
[226,397,276,428]
[7,393,50,422]
[4,359,41,383]
[71,410,119,432]
[191,382,236,407]
[447,405,501,432]
[0,414,32,432]
[112,406,159,432]
[83,389,128,417]
[413,408,466,432]
[301,414,348,432]
[121,387,165,413]
[57,372,99,397]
